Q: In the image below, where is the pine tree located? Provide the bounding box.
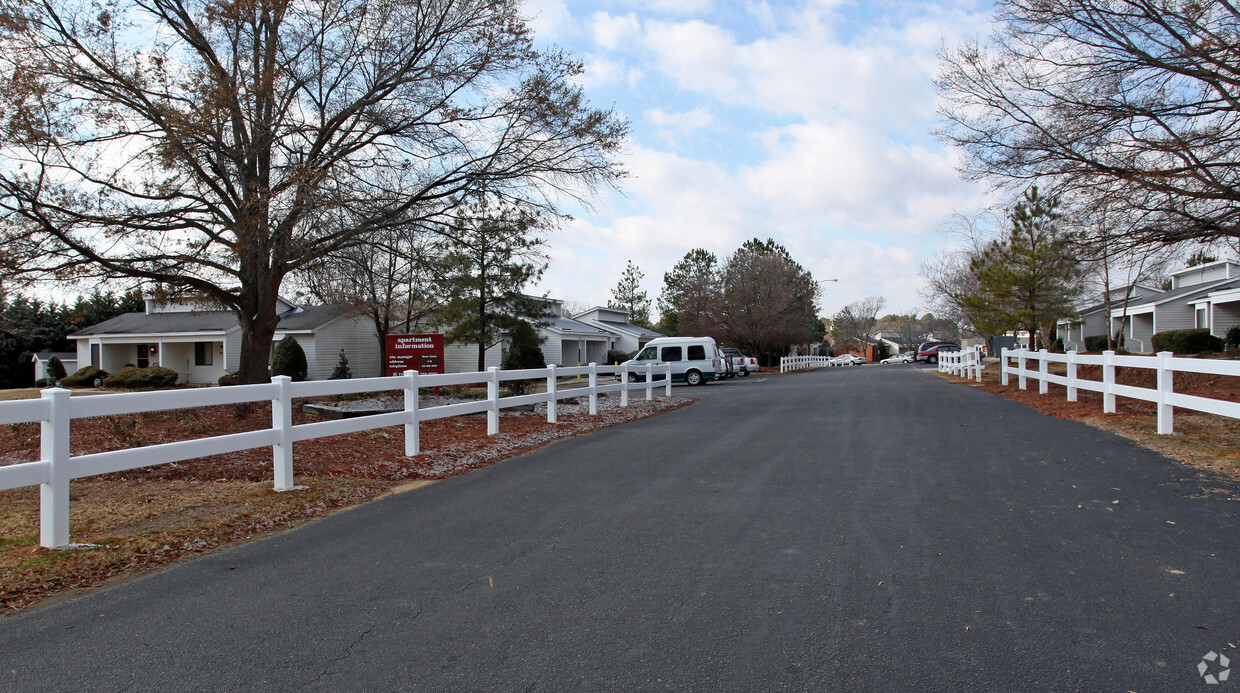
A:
[609,260,651,327]
[434,201,550,372]
[964,188,1082,350]
[330,349,352,380]
[656,249,718,336]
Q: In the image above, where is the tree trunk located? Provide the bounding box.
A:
[236,311,280,384]
[234,265,283,384]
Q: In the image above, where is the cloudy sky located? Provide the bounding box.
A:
[521,0,998,318]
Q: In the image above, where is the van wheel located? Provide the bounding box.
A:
[685,370,704,386]
[928,355,938,365]
[738,370,749,377]
[627,372,639,383]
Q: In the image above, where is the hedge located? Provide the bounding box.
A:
[102,366,179,389]
[1150,328,1224,354]
[61,365,109,387]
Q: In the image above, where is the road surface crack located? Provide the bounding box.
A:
[309,623,377,686]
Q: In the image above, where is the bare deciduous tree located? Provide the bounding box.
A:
[936,1,1240,248]
[831,296,887,352]
[0,0,626,382]
[919,210,998,338]
[294,224,442,364]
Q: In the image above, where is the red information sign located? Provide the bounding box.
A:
[385,334,446,376]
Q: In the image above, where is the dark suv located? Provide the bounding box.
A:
[916,341,960,364]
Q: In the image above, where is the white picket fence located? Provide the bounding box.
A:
[998,347,1240,435]
[780,355,834,373]
[937,346,986,381]
[0,362,674,548]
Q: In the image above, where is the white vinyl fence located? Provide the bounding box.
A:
[938,346,985,381]
[998,348,1240,436]
[0,362,674,549]
[780,355,834,373]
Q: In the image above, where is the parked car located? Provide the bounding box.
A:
[916,341,960,364]
[720,347,760,377]
[831,354,866,366]
[620,336,722,385]
[880,351,916,364]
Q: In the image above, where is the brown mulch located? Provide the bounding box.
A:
[0,391,689,613]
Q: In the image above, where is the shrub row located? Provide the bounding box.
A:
[60,365,109,387]
[102,366,179,388]
[1150,328,1224,354]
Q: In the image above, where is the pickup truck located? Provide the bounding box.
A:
[720,347,759,377]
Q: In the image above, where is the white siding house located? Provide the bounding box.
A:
[534,298,614,366]
[68,299,381,384]
[572,306,662,356]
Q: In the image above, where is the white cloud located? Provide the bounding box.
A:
[645,107,719,143]
[643,20,741,96]
[532,1,998,318]
[523,0,576,41]
[590,11,642,50]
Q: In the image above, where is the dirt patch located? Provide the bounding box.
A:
[934,359,1240,480]
[0,392,689,613]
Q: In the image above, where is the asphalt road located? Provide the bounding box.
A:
[3,366,1240,691]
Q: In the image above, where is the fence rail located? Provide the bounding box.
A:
[0,362,674,548]
[991,347,1240,436]
[780,355,834,373]
[937,346,985,381]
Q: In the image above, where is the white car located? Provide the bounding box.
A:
[880,352,916,364]
[831,354,866,366]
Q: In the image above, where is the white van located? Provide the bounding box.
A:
[622,336,722,386]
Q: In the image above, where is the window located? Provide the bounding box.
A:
[90,344,99,367]
[687,345,706,360]
[195,342,213,366]
[636,346,657,360]
[661,346,683,362]
[1196,307,1209,329]
[136,344,157,368]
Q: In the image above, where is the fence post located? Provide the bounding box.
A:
[1039,349,1049,394]
[1018,350,1027,390]
[40,387,71,548]
[1102,350,1116,414]
[1157,351,1174,434]
[404,370,420,456]
[665,363,672,396]
[589,363,598,415]
[1066,351,1077,402]
[974,346,983,382]
[268,375,296,491]
[487,366,500,435]
[620,362,629,407]
[546,364,558,424]
[1000,348,1009,386]
[645,362,653,400]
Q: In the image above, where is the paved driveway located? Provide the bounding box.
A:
[3,367,1239,690]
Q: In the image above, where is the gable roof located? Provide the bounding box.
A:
[1069,285,1166,319]
[540,316,613,337]
[68,306,346,339]
[1114,277,1240,315]
[594,319,662,340]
